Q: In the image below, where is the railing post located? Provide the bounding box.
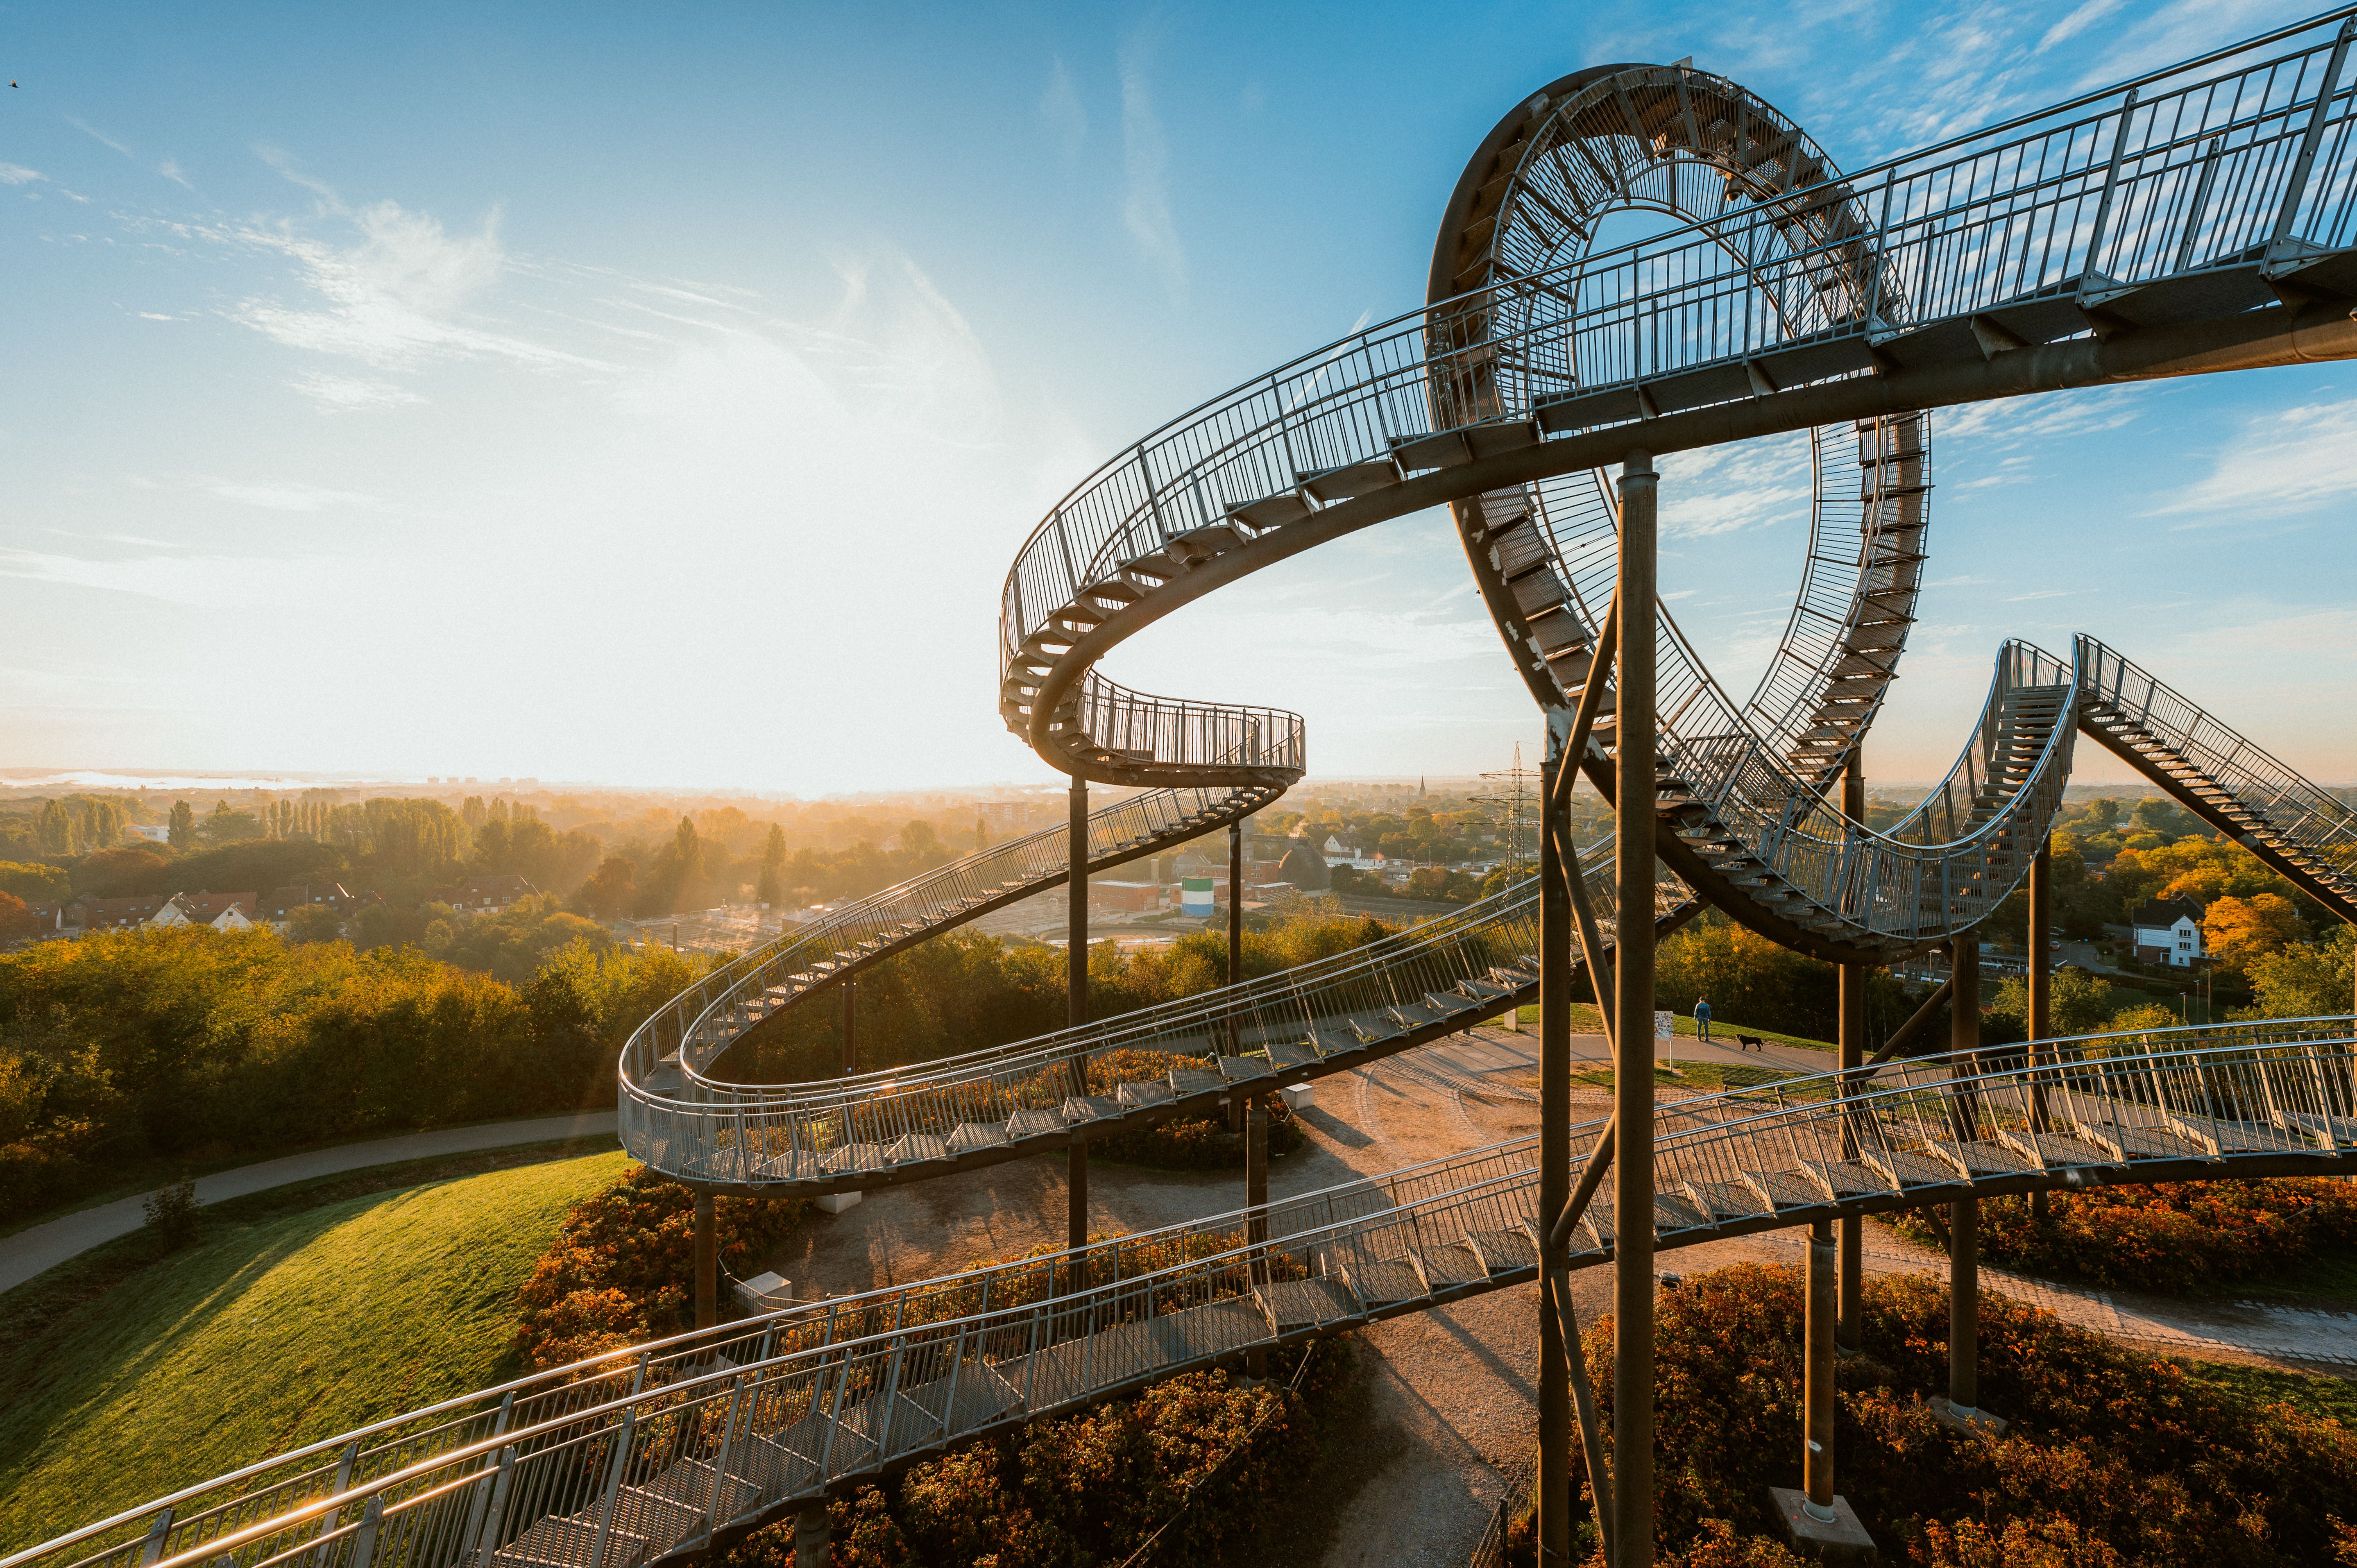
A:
[458,1392,515,1558]
[139,1509,175,1568]
[1067,773,1091,1289]
[1838,751,1867,1353]
[347,1496,385,1568]
[589,1409,637,1568]
[2271,19,2357,258]
[472,1447,517,1568]
[695,1190,718,1331]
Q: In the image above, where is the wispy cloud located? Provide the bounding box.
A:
[1040,58,1086,164]
[202,480,384,512]
[0,163,43,186]
[1657,428,1813,538]
[0,547,354,607]
[231,199,607,377]
[67,116,133,157]
[2037,0,2129,52]
[287,372,428,411]
[1117,29,1185,295]
[2147,399,2357,521]
[156,158,192,190]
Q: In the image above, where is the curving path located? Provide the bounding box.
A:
[17,15,2357,1568]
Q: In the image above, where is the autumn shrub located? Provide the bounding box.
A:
[1523,1262,2357,1565]
[718,1341,1350,1568]
[511,1162,807,1368]
[1884,1178,2357,1293]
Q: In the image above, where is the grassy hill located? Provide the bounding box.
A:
[0,1149,630,1553]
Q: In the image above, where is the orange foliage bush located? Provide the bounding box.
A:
[1886,1178,2357,1293]
[510,1162,806,1369]
[1505,1263,2357,1565]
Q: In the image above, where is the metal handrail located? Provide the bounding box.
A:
[27,1017,2356,1568]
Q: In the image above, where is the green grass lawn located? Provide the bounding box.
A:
[0,1148,629,1553]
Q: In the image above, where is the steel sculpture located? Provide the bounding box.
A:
[19,12,2357,1568]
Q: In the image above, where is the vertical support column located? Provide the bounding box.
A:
[1949,935,1981,1420]
[1804,1219,1837,1517]
[793,1503,830,1568]
[1838,752,1865,1353]
[1067,775,1090,1278]
[840,976,857,1078]
[1537,717,1573,1567]
[693,1190,717,1331]
[1228,818,1246,1132]
[1246,1097,1270,1380]
[1614,450,1659,1568]
[2027,838,2052,1226]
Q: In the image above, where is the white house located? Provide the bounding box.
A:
[2127,898,2205,967]
[150,893,259,933]
[1320,835,1379,870]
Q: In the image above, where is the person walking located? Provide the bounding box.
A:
[1693,997,1713,1044]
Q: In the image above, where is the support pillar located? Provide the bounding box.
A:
[2028,838,2051,1225]
[1067,775,1090,1283]
[1246,1097,1270,1379]
[1228,818,1245,1132]
[793,1503,830,1568]
[1949,935,1981,1421]
[1537,718,1573,1567]
[1614,450,1659,1568]
[693,1190,716,1331]
[1804,1219,1836,1512]
[840,976,857,1078]
[1838,752,1866,1353]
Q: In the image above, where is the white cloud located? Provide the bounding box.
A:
[1118,32,1185,295]
[1040,58,1086,164]
[2037,0,2129,52]
[202,480,384,512]
[137,311,175,321]
[2147,399,2357,521]
[67,117,132,156]
[157,159,192,190]
[287,372,427,411]
[233,199,606,374]
[0,163,43,185]
[1657,428,1813,538]
[0,548,356,608]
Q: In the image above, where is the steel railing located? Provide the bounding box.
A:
[28,1018,2355,1568]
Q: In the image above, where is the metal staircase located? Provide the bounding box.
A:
[2077,635,2357,922]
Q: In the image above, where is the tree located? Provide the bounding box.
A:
[1988,967,2118,1036]
[282,904,347,944]
[756,825,786,906]
[2085,798,2122,830]
[2242,925,2356,1020]
[0,861,73,903]
[0,891,41,942]
[580,856,638,920]
[36,800,73,855]
[168,800,197,850]
[2203,893,2303,970]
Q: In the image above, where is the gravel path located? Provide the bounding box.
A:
[0,1111,619,1296]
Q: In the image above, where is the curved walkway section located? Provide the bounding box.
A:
[18,1021,2354,1568]
[0,1112,619,1298]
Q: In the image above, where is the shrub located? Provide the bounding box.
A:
[1541,1262,2357,1565]
[141,1177,201,1249]
[511,1162,807,1368]
[718,1347,1344,1568]
[1884,1178,2357,1293]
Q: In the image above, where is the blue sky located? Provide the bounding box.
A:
[2,0,2350,793]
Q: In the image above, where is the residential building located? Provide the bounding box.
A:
[2127,898,2206,967]
[152,892,259,932]
[74,894,170,931]
[261,883,356,922]
[429,873,539,915]
[1089,879,1164,915]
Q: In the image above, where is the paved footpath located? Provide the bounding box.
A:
[0,1110,619,1297]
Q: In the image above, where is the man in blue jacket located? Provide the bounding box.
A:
[1693,997,1713,1044]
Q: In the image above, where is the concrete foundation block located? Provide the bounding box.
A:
[1768,1488,1878,1563]
[1930,1399,2009,1438]
[815,1190,863,1215]
[1280,1083,1315,1111]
